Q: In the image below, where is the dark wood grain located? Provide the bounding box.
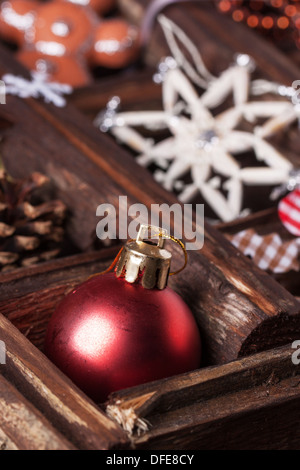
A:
[70,68,162,118]
[135,377,300,450]
[0,374,75,450]
[108,344,300,450]
[0,44,300,366]
[0,313,129,450]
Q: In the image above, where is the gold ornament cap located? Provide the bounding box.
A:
[115,225,172,290]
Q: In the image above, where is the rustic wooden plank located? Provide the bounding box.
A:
[108,344,300,449]
[0,374,75,450]
[135,376,300,450]
[0,106,14,130]
[69,68,162,118]
[0,45,300,366]
[215,207,281,236]
[109,344,297,413]
[0,313,129,450]
[0,427,18,451]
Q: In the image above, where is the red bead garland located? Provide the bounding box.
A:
[216,0,300,49]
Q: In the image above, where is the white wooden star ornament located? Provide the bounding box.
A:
[95,14,299,222]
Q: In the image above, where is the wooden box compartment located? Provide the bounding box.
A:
[1,288,300,450]
[0,0,300,450]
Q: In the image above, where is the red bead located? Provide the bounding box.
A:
[89,19,140,69]
[45,273,201,402]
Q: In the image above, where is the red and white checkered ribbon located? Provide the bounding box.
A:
[278,188,300,236]
[228,229,300,273]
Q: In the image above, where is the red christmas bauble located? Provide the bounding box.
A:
[44,272,201,402]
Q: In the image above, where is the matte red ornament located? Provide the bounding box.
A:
[45,226,201,402]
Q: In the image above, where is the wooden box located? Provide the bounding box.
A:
[0,0,300,450]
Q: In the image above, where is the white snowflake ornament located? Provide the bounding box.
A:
[96,15,299,222]
[2,71,72,107]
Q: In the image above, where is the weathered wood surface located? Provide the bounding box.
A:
[216,207,282,236]
[0,313,129,450]
[70,68,162,119]
[108,344,300,450]
[0,374,74,450]
[0,44,300,366]
[0,246,120,350]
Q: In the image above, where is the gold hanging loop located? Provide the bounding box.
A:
[162,234,188,276]
[88,228,187,281]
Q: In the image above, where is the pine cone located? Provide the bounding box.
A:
[0,170,67,272]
